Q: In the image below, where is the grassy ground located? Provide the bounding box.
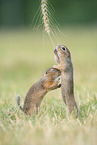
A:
[0,26,97,145]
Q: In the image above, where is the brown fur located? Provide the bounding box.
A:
[17,68,61,116]
[54,44,78,114]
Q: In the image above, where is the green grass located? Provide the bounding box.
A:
[0,26,97,145]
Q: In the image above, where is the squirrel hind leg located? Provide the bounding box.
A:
[17,94,23,111]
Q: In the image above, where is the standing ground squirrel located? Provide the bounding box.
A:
[54,44,78,114]
[17,68,61,116]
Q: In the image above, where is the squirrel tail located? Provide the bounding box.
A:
[17,94,23,111]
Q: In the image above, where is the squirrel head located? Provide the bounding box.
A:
[43,68,61,78]
[54,44,71,60]
[43,68,61,90]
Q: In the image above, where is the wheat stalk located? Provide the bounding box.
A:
[41,0,50,35]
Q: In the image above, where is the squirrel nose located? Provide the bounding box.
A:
[57,44,61,48]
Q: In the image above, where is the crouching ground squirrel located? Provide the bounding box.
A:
[17,68,61,116]
[54,44,78,114]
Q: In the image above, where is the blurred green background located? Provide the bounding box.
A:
[0,0,97,27]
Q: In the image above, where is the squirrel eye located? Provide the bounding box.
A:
[45,71,47,74]
[62,47,65,50]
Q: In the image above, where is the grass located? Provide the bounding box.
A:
[0,26,97,145]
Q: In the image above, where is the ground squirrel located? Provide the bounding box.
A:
[54,44,78,114]
[17,68,61,116]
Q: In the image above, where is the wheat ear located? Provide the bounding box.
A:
[41,0,50,35]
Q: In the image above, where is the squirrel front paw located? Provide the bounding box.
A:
[56,76,61,85]
[53,65,61,71]
[53,65,57,68]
